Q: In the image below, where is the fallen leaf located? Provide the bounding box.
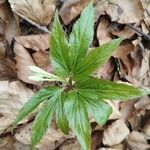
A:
[8,0,55,25]
[108,23,136,39]
[0,1,20,44]
[0,81,33,134]
[59,139,80,150]
[113,40,135,75]
[0,58,16,81]
[14,42,37,84]
[15,122,71,149]
[14,34,49,84]
[32,50,52,72]
[97,16,112,45]
[95,0,144,24]
[0,41,5,58]
[15,34,49,51]
[59,0,89,25]
[127,131,150,150]
[102,119,130,146]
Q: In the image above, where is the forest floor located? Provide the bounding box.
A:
[0,0,150,150]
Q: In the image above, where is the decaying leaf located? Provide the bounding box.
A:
[15,122,71,149]
[97,16,112,45]
[113,40,135,75]
[108,23,136,39]
[0,1,20,44]
[15,34,49,51]
[0,81,33,134]
[59,0,89,25]
[14,42,37,84]
[8,0,55,25]
[14,34,50,84]
[95,0,144,24]
[0,58,16,81]
[102,119,130,146]
[127,131,150,150]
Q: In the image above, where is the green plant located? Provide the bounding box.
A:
[13,2,150,150]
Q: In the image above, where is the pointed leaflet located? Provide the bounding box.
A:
[31,88,62,148]
[74,38,122,79]
[50,12,70,78]
[13,87,58,127]
[64,91,91,150]
[55,92,69,134]
[77,77,150,100]
[79,90,112,126]
[69,2,94,70]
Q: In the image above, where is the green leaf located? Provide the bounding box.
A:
[79,90,112,126]
[55,92,69,134]
[31,88,62,148]
[74,38,122,79]
[64,91,91,150]
[69,2,94,70]
[13,87,58,127]
[50,12,70,78]
[77,77,150,101]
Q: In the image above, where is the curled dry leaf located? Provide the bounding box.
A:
[127,131,150,150]
[14,42,37,84]
[0,81,33,134]
[102,119,130,146]
[0,58,16,81]
[113,40,135,75]
[0,1,20,44]
[59,139,80,150]
[15,122,70,149]
[95,0,144,24]
[8,0,55,25]
[108,23,136,39]
[14,34,50,84]
[97,16,112,45]
[15,34,49,51]
[59,0,89,25]
[0,40,5,58]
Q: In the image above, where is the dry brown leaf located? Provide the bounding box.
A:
[102,119,130,146]
[0,81,33,134]
[0,41,5,58]
[113,41,135,75]
[14,34,50,84]
[0,1,20,44]
[14,42,37,84]
[0,58,16,81]
[127,131,150,150]
[0,136,15,150]
[95,0,144,24]
[32,50,52,72]
[15,122,71,149]
[15,34,49,51]
[59,0,89,25]
[59,139,80,150]
[95,58,115,80]
[108,23,136,39]
[97,17,112,45]
[8,0,55,25]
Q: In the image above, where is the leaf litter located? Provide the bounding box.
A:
[0,0,150,149]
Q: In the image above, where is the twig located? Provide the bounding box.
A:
[127,24,150,41]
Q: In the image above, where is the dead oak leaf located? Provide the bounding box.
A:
[15,122,71,149]
[59,0,89,25]
[0,81,33,134]
[14,34,50,84]
[102,119,130,146]
[0,1,20,44]
[95,0,144,24]
[8,0,55,25]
